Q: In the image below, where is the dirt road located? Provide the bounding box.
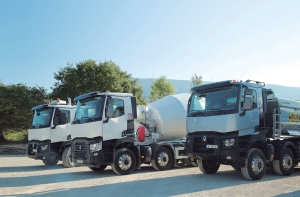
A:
[0,155,300,197]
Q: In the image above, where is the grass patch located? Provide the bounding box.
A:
[4,130,28,142]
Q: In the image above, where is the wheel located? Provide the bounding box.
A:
[89,165,107,171]
[151,147,172,171]
[62,146,75,168]
[42,158,59,166]
[198,159,220,174]
[184,158,198,167]
[273,147,294,176]
[241,148,266,180]
[111,148,136,175]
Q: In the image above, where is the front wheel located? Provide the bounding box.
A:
[241,148,266,180]
[198,159,220,174]
[273,147,294,176]
[62,146,75,168]
[42,158,59,166]
[111,148,136,175]
[151,147,172,171]
[89,165,107,171]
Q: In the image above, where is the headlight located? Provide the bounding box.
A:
[90,141,102,152]
[223,138,235,147]
[41,144,48,151]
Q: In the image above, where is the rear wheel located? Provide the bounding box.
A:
[42,158,59,166]
[62,146,75,168]
[111,148,136,175]
[151,147,172,171]
[241,148,266,180]
[273,147,294,176]
[198,159,220,174]
[89,165,107,171]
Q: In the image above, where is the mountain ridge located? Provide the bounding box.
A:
[135,78,300,101]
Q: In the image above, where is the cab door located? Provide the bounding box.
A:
[51,109,71,143]
[102,97,127,141]
[238,87,259,136]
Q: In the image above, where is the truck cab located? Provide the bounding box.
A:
[186,79,300,180]
[71,91,139,175]
[27,98,76,167]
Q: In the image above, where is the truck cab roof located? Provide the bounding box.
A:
[74,91,133,101]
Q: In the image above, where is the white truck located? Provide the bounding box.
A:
[71,92,196,175]
[27,98,76,167]
[185,79,300,180]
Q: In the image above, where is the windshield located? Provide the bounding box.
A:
[74,96,105,122]
[32,107,53,128]
[189,85,238,113]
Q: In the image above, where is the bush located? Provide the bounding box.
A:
[4,130,28,142]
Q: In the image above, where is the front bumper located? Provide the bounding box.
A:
[71,138,105,167]
[185,132,240,163]
[27,141,51,160]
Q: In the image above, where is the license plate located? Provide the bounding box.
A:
[206,145,218,148]
[32,149,37,152]
[77,160,83,163]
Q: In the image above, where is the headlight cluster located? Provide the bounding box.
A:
[223,138,235,147]
[90,141,102,152]
[41,144,48,151]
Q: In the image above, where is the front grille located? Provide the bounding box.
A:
[193,136,216,154]
[74,142,87,159]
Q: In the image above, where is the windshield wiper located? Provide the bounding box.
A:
[189,110,204,116]
[82,117,93,123]
[73,119,81,124]
[206,108,226,114]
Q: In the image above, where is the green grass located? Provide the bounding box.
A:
[4,130,28,142]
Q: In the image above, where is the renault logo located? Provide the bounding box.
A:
[203,136,207,142]
[79,145,82,150]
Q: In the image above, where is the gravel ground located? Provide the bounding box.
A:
[0,155,300,197]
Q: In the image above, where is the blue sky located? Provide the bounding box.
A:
[1,0,300,92]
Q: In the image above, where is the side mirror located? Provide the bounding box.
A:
[55,108,61,115]
[245,89,254,96]
[106,106,114,118]
[244,97,253,110]
[53,115,59,125]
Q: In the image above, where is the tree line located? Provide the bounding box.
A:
[0,60,202,141]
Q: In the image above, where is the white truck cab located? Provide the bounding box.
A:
[27,98,76,167]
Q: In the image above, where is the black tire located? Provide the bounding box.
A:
[273,147,294,176]
[241,148,266,180]
[198,159,220,174]
[42,158,59,166]
[89,165,107,171]
[184,158,198,167]
[62,146,75,168]
[111,148,136,175]
[151,147,172,171]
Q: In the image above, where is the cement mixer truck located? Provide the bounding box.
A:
[71,92,195,175]
[27,98,76,167]
[185,79,300,180]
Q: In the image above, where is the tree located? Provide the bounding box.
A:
[50,60,147,105]
[189,73,202,88]
[0,84,48,141]
[148,76,175,102]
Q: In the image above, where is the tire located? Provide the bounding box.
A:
[273,147,294,176]
[111,148,136,175]
[89,165,107,171]
[151,147,172,171]
[184,158,198,167]
[198,159,220,174]
[241,148,266,180]
[62,146,75,168]
[42,158,59,166]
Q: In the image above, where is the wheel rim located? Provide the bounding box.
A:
[251,156,264,174]
[158,152,169,166]
[118,154,132,170]
[282,154,293,170]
